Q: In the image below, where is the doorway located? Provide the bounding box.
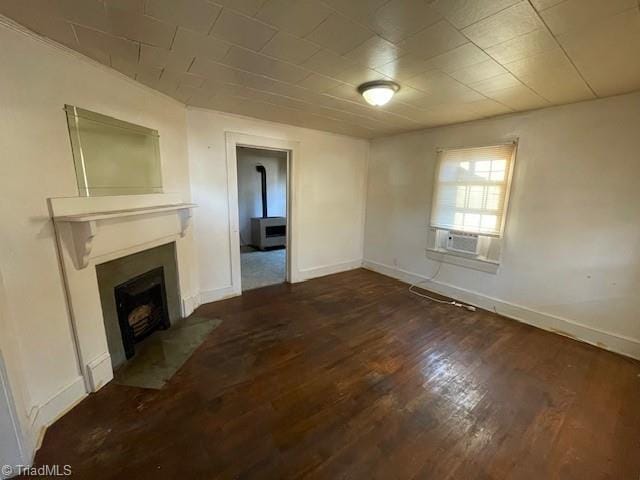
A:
[236,146,288,291]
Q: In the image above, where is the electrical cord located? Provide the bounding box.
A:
[409,262,477,312]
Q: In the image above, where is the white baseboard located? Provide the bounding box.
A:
[86,353,113,392]
[199,284,238,305]
[297,259,363,282]
[33,376,86,430]
[26,374,87,461]
[363,259,640,361]
[182,294,200,317]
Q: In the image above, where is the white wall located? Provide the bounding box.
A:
[187,108,369,300]
[0,19,198,459]
[364,91,640,359]
[237,147,287,245]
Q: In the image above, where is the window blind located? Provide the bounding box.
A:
[430,143,516,237]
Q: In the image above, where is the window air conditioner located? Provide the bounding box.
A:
[446,231,479,255]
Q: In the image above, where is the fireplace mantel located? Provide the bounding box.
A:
[48,193,198,392]
[49,194,196,269]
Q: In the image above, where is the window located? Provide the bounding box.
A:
[430,143,516,237]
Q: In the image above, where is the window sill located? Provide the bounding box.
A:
[425,248,499,274]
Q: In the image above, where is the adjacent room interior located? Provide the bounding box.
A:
[236,146,288,291]
[0,1,639,478]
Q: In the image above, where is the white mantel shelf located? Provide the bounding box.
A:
[49,195,197,270]
[54,203,197,223]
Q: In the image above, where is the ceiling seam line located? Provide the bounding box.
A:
[435,18,517,113]
[524,0,598,98]
[443,15,556,106]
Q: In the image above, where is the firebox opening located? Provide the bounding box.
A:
[115,267,170,360]
[96,242,181,370]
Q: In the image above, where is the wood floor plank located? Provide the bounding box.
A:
[26,269,640,479]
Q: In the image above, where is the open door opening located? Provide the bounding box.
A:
[236,146,289,291]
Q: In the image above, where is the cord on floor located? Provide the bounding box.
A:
[408,263,476,312]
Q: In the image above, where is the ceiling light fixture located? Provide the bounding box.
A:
[358,80,400,106]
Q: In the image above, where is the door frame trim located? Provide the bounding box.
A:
[225,132,300,294]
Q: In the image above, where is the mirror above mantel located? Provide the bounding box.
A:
[65,105,163,197]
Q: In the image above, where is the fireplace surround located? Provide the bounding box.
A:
[49,193,197,392]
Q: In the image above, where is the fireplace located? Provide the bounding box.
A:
[114,267,170,360]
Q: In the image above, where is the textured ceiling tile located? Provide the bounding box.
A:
[405,70,483,98]
[174,84,200,102]
[171,28,230,62]
[529,0,565,11]
[74,43,112,66]
[515,63,595,104]
[392,84,435,105]
[110,56,138,78]
[189,57,245,82]
[467,98,513,116]
[324,83,364,102]
[321,0,389,23]
[556,9,640,97]
[260,31,320,64]
[104,0,145,13]
[430,0,521,29]
[380,101,430,122]
[210,9,277,51]
[301,49,357,78]
[221,46,310,83]
[188,89,216,107]
[305,13,374,55]
[504,47,569,77]
[367,0,443,43]
[0,1,78,48]
[74,24,139,64]
[375,53,436,80]
[449,59,508,85]
[461,1,542,49]
[200,79,254,98]
[177,72,206,88]
[140,44,193,71]
[540,0,636,36]
[420,43,490,74]
[106,7,175,48]
[484,28,557,64]
[397,20,467,59]
[343,35,402,69]
[333,65,391,86]
[409,80,486,109]
[467,72,522,94]
[56,0,111,32]
[136,65,164,84]
[110,56,163,83]
[241,89,310,111]
[5,0,640,138]
[484,84,550,110]
[296,73,344,93]
[137,69,181,95]
[145,0,221,34]
[417,102,483,125]
[215,0,270,16]
[256,0,333,37]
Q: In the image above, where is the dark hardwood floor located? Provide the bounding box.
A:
[30,269,640,479]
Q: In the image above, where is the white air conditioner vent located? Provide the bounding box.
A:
[446,232,479,255]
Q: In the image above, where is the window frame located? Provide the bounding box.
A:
[429,141,518,239]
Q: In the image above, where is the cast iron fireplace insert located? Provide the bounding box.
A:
[115,267,170,360]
